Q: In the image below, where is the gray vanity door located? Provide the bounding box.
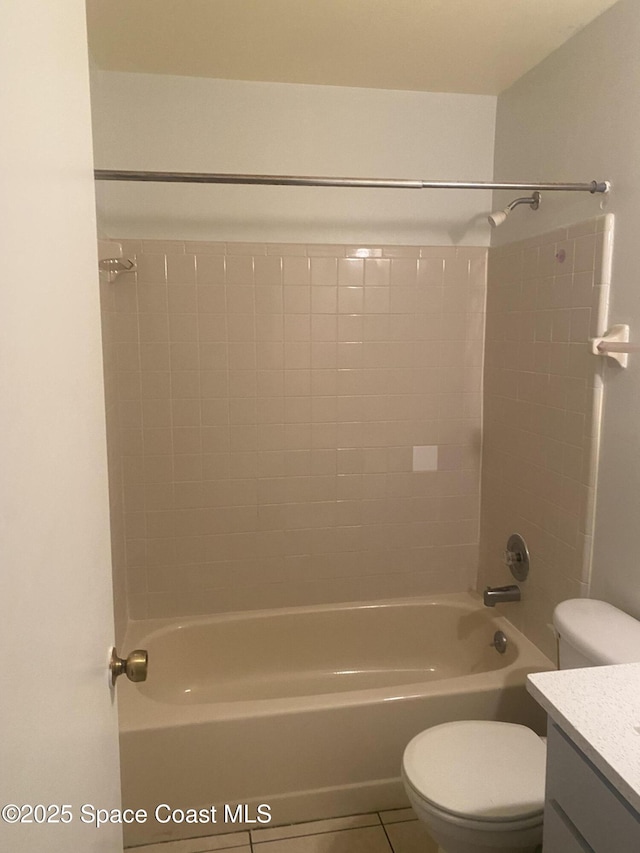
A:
[543,723,640,853]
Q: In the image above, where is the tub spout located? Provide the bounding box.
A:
[483,584,521,607]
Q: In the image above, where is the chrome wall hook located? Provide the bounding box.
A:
[98,257,136,283]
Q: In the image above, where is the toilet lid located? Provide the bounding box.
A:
[403,721,546,822]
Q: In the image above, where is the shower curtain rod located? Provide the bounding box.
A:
[94,169,610,193]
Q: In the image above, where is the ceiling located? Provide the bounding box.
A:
[86,0,620,95]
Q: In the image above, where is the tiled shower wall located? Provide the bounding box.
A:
[100,265,128,642]
[101,241,486,619]
[479,217,611,660]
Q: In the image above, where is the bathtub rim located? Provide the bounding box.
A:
[123,590,522,647]
[118,590,554,731]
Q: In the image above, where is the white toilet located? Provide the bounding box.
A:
[401,599,640,853]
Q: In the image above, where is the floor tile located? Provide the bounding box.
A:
[127,830,250,852]
[378,808,417,825]
[384,820,438,853]
[252,813,380,843]
[254,825,393,853]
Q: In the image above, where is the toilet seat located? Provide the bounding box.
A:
[402,721,546,827]
[403,791,543,835]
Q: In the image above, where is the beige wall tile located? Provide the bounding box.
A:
[136,253,166,282]
[184,240,225,255]
[166,253,196,284]
[479,220,607,657]
[283,256,310,286]
[255,286,284,314]
[170,342,199,371]
[102,241,486,620]
[254,255,283,286]
[196,255,225,285]
[225,255,254,286]
[338,258,364,287]
[364,258,391,287]
[311,286,337,314]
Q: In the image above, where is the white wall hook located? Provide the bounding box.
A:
[590,324,640,368]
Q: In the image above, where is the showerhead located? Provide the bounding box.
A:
[488,208,510,228]
[488,191,541,228]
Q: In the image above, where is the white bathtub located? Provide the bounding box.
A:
[118,592,553,846]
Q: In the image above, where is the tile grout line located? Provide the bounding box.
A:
[377,812,397,852]
[249,809,382,843]
[126,835,249,853]
[252,822,381,845]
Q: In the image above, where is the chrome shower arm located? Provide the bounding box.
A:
[506,191,541,211]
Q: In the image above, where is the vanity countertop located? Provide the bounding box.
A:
[528,663,640,812]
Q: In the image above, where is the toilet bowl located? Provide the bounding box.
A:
[402,721,546,853]
[401,599,640,853]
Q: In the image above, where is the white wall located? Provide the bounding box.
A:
[91,71,496,245]
[0,0,122,849]
[492,0,640,617]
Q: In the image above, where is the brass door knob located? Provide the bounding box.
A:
[110,647,148,686]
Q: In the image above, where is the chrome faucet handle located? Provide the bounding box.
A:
[503,549,522,567]
[503,534,530,582]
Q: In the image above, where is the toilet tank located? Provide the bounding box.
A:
[554,599,640,669]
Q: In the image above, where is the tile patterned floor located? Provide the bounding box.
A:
[127,808,438,853]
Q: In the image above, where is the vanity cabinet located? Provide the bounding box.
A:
[543,723,640,852]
